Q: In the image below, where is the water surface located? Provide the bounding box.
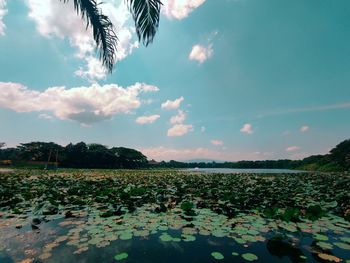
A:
[183,168,306,174]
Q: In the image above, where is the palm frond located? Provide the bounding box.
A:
[61,0,118,73]
[126,0,162,46]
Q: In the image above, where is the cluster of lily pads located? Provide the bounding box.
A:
[0,169,349,262]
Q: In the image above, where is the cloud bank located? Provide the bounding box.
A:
[162,0,205,20]
[0,82,159,125]
[140,146,273,162]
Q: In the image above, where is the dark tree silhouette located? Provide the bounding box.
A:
[62,0,162,73]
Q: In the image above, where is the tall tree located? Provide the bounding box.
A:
[62,0,162,73]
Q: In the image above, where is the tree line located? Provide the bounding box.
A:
[154,139,350,171]
[0,139,349,171]
[0,142,148,169]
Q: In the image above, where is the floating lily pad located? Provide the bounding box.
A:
[333,242,350,250]
[159,233,173,242]
[182,234,196,242]
[211,252,224,260]
[340,237,350,243]
[318,253,341,262]
[316,241,333,250]
[114,252,128,261]
[119,232,133,240]
[313,234,328,241]
[242,253,258,261]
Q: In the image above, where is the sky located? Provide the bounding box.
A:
[0,0,349,161]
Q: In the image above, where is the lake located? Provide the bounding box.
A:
[183,168,306,174]
[0,169,349,263]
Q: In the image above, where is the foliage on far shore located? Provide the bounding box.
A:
[0,139,349,171]
[0,142,147,169]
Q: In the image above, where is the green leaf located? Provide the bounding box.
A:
[114,252,128,261]
[211,252,224,260]
[242,253,258,261]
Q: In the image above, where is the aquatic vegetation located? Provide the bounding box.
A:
[211,251,224,260]
[242,253,258,261]
[114,252,128,261]
[0,169,349,262]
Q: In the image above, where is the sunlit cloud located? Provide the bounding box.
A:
[135,114,160,125]
[162,0,205,20]
[170,110,186,124]
[0,82,159,125]
[161,96,184,110]
[167,124,193,137]
[286,146,300,152]
[189,44,213,63]
[140,146,274,162]
[240,123,253,134]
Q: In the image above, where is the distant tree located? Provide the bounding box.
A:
[330,139,350,169]
[111,147,148,168]
[17,142,63,162]
[62,142,88,167]
[86,143,117,168]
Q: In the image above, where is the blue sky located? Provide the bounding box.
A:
[0,0,349,161]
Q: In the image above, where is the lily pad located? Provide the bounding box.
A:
[333,242,350,250]
[211,252,224,260]
[114,252,128,261]
[313,234,328,241]
[318,253,341,262]
[242,253,258,261]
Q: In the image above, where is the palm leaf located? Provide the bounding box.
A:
[126,0,162,46]
[61,0,118,73]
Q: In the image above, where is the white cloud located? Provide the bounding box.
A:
[167,124,193,137]
[135,114,160,125]
[140,146,273,162]
[0,0,7,36]
[189,44,213,63]
[240,123,253,134]
[170,110,186,124]
[211,140,223,146]
[26,0,138,81]
[161,96,184,110]
[0,82,159,125]
[300,125,309,132]
[162,0,205,20]
[74,56,107,81]
[286,146,300,152]
[201,126,206,132]
[38,113,53,120]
